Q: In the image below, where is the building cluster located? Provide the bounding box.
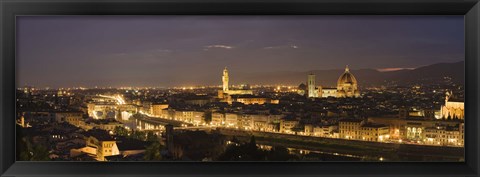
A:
[144,93,464,147]
[16,65,466,162]
[21,111,123,132]
[299,66,361,98]
[217,67,279,105]
[18,112,150,161]
[330,114,464,146]
[86,95,137,120]
[337,119,390,142]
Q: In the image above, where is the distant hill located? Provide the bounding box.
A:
[231,61,465,87]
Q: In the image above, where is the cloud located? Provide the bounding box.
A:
[204,45,234,50]
[113,48,172,57]
[377,67,415,72]
[264,44,299,50]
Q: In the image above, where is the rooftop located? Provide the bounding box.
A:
[230,94,266,99]
[361,123,388,128]
[339,119,363,123]
[116,138,150,151]
[84,129,114,141]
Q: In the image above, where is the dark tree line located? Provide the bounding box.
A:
[218,136,297,161]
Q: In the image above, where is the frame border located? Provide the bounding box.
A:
[1,0,479,176]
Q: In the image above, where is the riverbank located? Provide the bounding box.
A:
[215,128,464,161]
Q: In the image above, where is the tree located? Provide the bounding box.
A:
[146,132,158,142]
[218,136,267,161]
[246,136,267,160]
[231,136,240,144]
[218,144,244,161]
[291,124,304,135]
[114,126,129,137]
[144,141,164,161]
[129,130,146,141]
[204,111,212,124]
[19,137,50,161]
[267,146,292,161]
[30,145,51,161]
[248,136,257,149]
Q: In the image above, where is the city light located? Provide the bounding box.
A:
[17,61,465,162]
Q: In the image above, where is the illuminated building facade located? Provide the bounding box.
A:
[297,83,307,96]
[242,113,282,132]
[279,119,299,133]
[304,124,313,136]
[150,103,169,117]
[360,123,390,142]
[218,67,253,101]
[312,125,339,138]
[321,87,337,98]
[339,119,363,140]
[424,124,464,146]
[173,110,205,124]
[17,113,27,127]
[225,113,239,127]
[211,112,225,126]
[96,121,122,132]
[55,111,84,123]
[307,74,319,98]
[406,123,424,141]
[222,67,229,91]
[230,95,277,105]
[368,116,464,146]
[300,65,359,98]
[440,91,464,119]
[339,119,389,142]
[337,65,360,98]
[84,133,120,161]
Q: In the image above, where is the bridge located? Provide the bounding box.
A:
[97,94,126,104]
[131,113,216,132]
[87,94,137,120]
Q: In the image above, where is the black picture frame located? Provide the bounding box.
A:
[1,0,479,176]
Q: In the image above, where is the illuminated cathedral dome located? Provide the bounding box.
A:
[338,66,357,85]
[337,65,360,98]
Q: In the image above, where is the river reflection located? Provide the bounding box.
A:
[256,143,368,161]
[122,116,166,132]
[126,116,380,161]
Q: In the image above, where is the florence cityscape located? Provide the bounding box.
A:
[16,16,464,161]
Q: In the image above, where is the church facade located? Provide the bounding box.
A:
[440,91,464,119]
[303,65,360,98]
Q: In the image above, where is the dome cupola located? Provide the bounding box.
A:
[337,65,357,85]
[337,65,360,97]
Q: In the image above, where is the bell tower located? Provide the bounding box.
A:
[222,67,229,91]
[307,73,318,98]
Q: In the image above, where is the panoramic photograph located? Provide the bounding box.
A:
[16,16,464,162]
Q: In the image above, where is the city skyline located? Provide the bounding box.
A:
[17,60,464,89]
[17,62,466,161]
[17,16,463,88]
[16,16,465,162]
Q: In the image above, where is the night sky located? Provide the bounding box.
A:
[17,16,464,88]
